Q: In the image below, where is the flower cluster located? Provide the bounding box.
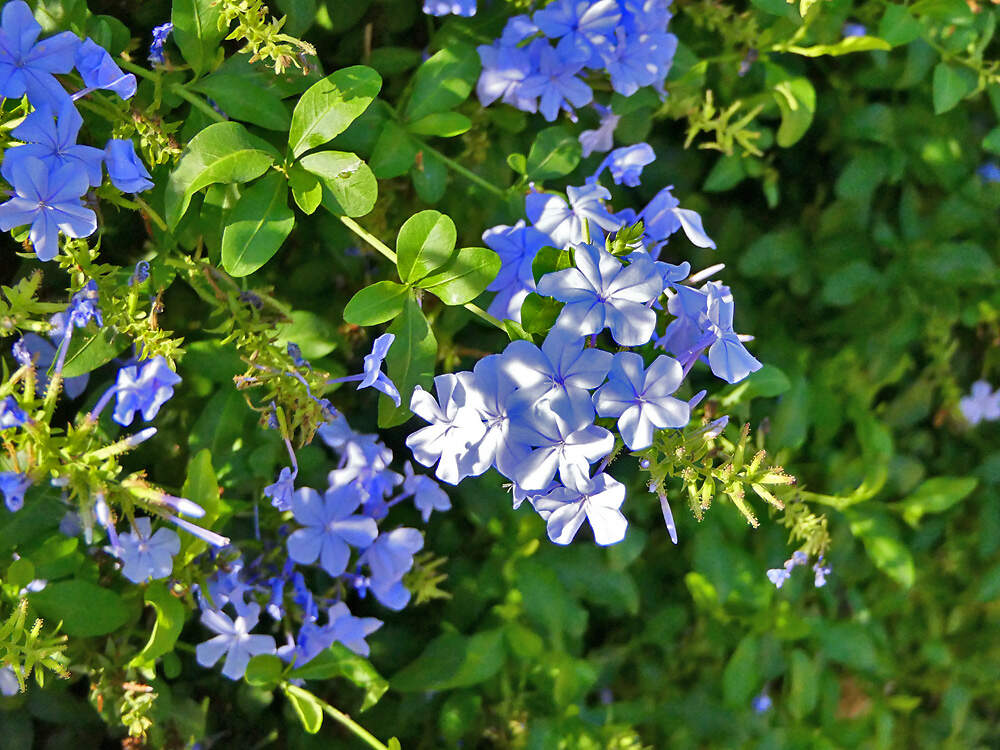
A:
[767,550,831,589]
[477,0,678,121]
[193,400,450,680]
[959,380,1000,426]
[0,0,153,262]
[423,0,476,17]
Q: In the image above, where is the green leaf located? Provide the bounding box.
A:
[418,246,501,305]
[396,210,457,283]
[898,476,978,527]
[244,654,284,689]
[738,228,804,278]
[190,73,291,131]
[404,43,481,122]
[983,126,1000,155]
[703,154,748,192]
[719,364,791,406]
[878,5,924,47]
[519,293,562,333]
[290,643,389,710]
[179,450,222,565]
[393,629,506,691]
[531,245,573,281]
[288,164,322,214]
[29,580,130,637]
[932,62,977,115]
[171,0,224,75]
[221,173,295,277]
[288,66,382,157]
[788,650,819,719]
[526,126,582,181]
[379,296,437,428]
[370,120,418,179]
[784,36,892,57]
[411,153,448,203]
[910,0,973,21]
[847,509,916,588]
[165,121,277,228]
[59,325,129,378]
[129,583,185,668]
[506,153,527,174]
[284,684,323,734]
[6,558,35,589]
[773,77,816,147]
[299,151,377,218]
[722,635,759,708]
[274,310,339,359]
[344,281,411,326]
[406,112,472,137]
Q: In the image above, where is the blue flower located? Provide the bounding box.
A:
[531,466,628,545]
[536,242,663,346]
[358,333,400,406]
[406,374,488,485]
[526,183,623,248]
[842,22,867,37]
[2,100,104,187]
[104,139,153,193]
[68,280,103,329]
[148,22,173,65]
[403,463,452,522]
[360,527,423,586]
[508,390,613,491]
[960,380,1000,425]
[500,329,612,406]
[766,567,791,588]
[579,104,620,157]
[813,558,832,588]
[423,0,476,16]
[752,692,772,713]
[518,40,593,121]
[326,602,382,657]
[16,333,89,399]
[594,352,690,450]
[602,28,677,97]
[286,485,378,577]
[476,41,536,112]
[533,0,621,67]
[703,284,762,384]
[638,186,715,251]
[0,666,18,696]
[0,471,31,512]
[118,517,180,583]
[591,143,655,187]
[483,220,551,323]
[0,396,27,429]
[0,156,96,261]
[978,162,1000,183]
[112,355,182,426]
[74,37,136,100]
[196,601,277,680]
[0,1,79,110]
[264,466,296,511]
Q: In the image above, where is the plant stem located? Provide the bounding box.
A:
[339,216,506,332]
[339,216,397,263]
[169,83,228,123]
[319,702,390,750]
[415,138,508,200]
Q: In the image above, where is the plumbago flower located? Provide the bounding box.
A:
[532,466,628,546]
[286,484,378,576]
[536,242,664,346]
[406,374,487,485]
[527,183,624,248]
[118,518,181,583]
[196,601,277,681]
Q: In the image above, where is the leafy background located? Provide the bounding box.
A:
[1,0,999,748]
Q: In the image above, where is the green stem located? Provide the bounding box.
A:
[169,83,228,123]
[416,139,508,200]
[118,59,158,83]
[339,216,397,263]
[319,701,391,750]
[339,216,506,332]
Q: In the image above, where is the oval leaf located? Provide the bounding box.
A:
[404,43,480,122]
[396,210,457,283]
[406,111,472,137]
[526,126,582,181]
[29,580,130,637]
[221,173,295,277]
[418,246,501,305]
[284,684,324,734]
[299,150,377,218]
[165,121,277,228]
[289,66,382,157]
[344,281,411,326]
